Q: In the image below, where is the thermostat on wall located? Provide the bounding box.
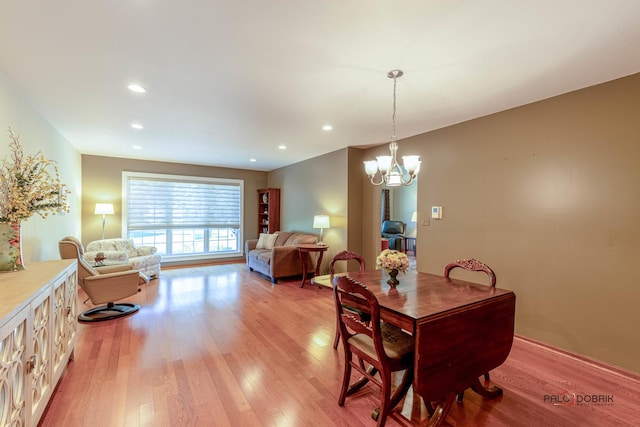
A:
[431,206,442,219]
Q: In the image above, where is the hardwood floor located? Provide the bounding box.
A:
[40,263,640,427]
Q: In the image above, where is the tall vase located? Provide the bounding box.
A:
[0,222,25,271]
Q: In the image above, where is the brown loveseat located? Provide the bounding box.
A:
[245,231,317,283]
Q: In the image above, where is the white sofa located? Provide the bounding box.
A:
[84,238,161,278]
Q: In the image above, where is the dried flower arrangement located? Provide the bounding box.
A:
[0,127,70,223]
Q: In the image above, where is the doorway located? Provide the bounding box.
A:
[381,184,417,268]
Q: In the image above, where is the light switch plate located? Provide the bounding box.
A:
[431,206,442,219]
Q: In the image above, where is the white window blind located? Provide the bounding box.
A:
[126,176,241,230]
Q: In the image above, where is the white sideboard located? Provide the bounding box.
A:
[0,259,78,427]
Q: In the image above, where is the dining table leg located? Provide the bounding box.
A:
[423,392,455,427]
[470,376,503,399]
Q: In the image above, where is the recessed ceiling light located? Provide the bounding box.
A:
[322,124,333,131]
[132,145,142,150]
[131,123,144,129]
[250,158,257,162]
[127,84,146,93]
[278,145,286,150]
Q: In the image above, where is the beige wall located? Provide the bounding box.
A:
[81,155,267,261]
[359,72,640,372]
[346,147,365,254]
[268,149,353,274]
[0,72,82,262]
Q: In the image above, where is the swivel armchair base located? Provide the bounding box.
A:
[78,302,140,322]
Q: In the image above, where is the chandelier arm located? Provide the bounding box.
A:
[401,174,416,186]
[394,162,414,186]
[369,173,385,186]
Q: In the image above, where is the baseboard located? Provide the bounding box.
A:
[514,334,640,382]
[161,259,244,270]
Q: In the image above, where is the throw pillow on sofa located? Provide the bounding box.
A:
[256,233,278,249]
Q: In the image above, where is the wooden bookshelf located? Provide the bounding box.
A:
[257,188,280,234]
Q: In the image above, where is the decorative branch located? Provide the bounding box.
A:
[0,127,70,223]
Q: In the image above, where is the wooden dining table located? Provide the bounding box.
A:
[312,269,516,427]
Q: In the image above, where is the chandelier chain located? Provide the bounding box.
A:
[392,73,397,142]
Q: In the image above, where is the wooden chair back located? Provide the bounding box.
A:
[329,250,366,274]
[443,258,496,287]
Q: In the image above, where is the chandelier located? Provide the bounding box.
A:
[363,70,421,186]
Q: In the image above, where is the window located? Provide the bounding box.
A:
[122,172,243,261]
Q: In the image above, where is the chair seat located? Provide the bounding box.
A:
[348,323,414,360]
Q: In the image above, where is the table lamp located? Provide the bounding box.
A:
[313,215,330,246]
[95,203,114,239]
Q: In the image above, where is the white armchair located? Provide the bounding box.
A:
[85,238,161,278]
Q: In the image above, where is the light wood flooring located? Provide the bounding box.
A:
[40,263,640,426]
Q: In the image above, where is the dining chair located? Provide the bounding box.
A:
[330,251,369,349]
[333,275,414,427]
[443,258,496,402]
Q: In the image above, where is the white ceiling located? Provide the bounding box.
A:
[1,1,640,171]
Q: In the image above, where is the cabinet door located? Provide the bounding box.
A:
[64,269,78,358]
[52,274,67,384]
[0,306,29,427]
[29,289,52,425]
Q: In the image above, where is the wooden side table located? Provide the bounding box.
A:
[297,243,328,287]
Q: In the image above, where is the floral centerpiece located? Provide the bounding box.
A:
[376,249,410,287]
[0,127,70,270]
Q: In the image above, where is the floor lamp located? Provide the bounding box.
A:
[95,203,114,240]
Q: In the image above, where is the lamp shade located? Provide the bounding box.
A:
[313,215,330,229]
[94,203,114,215]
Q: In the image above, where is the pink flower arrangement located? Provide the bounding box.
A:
[376,249,410,273]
